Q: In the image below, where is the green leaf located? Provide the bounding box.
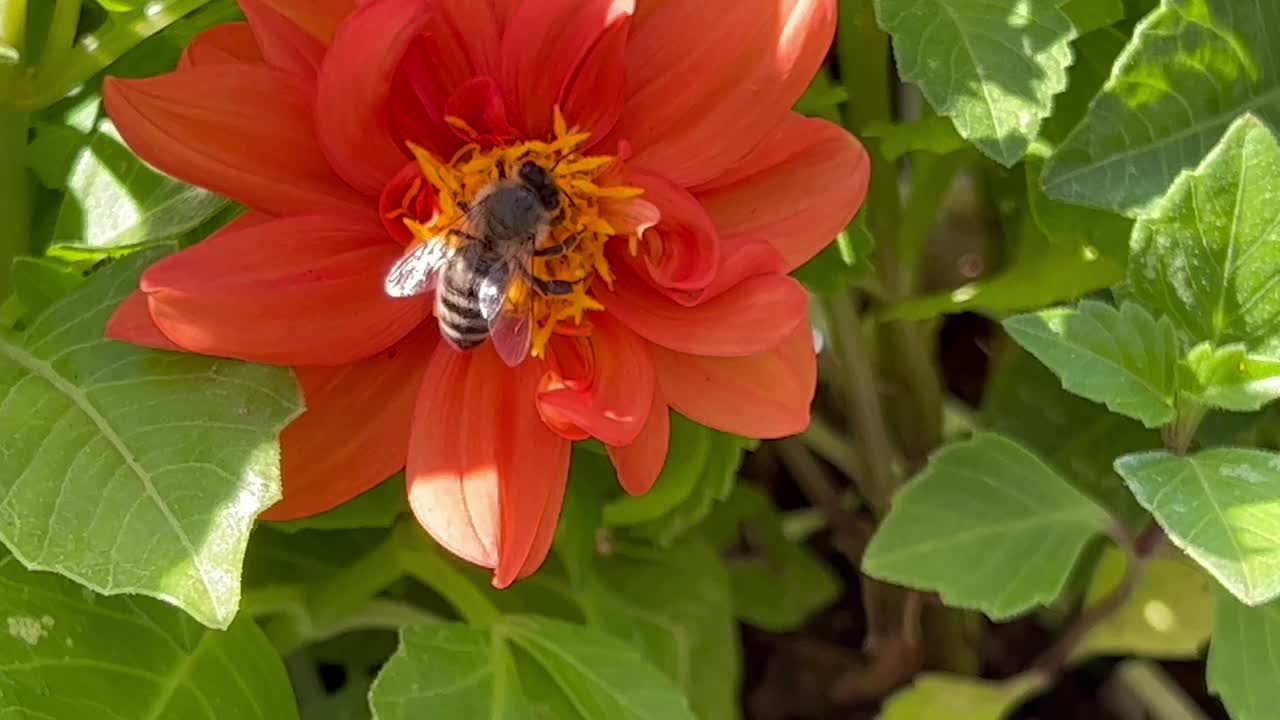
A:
[1184,342,1280,412]
[503,616,698,720]
[703,485,841,632]
[884,210,1123,321]
[878,673,1044,720]
[1039,28,1127,145]
[1129,115,1280,356]
[1073,547,1214,660]
[0,247,302,628]
[1026,155,1132,261]
[11,256,85,317]
[861,117,967,161]
[1115,448,1280,606]
[1207,589,1280,720]
[1042,1,1280,215]
[53,118,231,250]
[370,623,530,720]
[983,349,1155,526]
[585,539,740,720]
[1004,301,1179,428]
[792,213,875,296]
[875,0,1075,165]
[0,555,298,719]
[794,67,847,123]
[1063,0,1125,33]
[863,433,1112,619]
[607,417,756,545]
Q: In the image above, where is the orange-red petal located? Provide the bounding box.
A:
[263,327,437,520]
[599,262,807,357]
[537,314,654,447]
[258,0,354,43]
[607,388,670,496]
[608,0,837,187]
[316,0,427,194]
[500,0,634,139]
[696,114,869,271]
[653,322,817,439]
[621,167,719,292]
[104,67,364,217]
[105,290,185,352]
[407,346,571,586]
[179,23,263,69]
[139,214,431,366]
[241,0,325,77]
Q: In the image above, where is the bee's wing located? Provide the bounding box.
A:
[385,239,451,298]
[476,262,533,367]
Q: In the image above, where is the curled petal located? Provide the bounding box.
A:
[407,346,571,585]
[443,76,516,147]
[538,315,654,447]
[317,0,429,193]
[501,0,634,139]
[241,0,325,77]
[379,160,438,246]
[622,168,719,292]
[599,261,807,357]
[104,67,365,217]
[607,388,669,496]
[697,114,869,271]
[654,323,818,439]
[258,0,355,42]
[106,290,184,352]
[179,23,263,69]
[140,215,431,366]
[263,327,437,520]
[607,0,837,186]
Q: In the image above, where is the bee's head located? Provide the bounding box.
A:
[518,161,560,211]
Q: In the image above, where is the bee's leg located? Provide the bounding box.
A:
[447,228,482,244]
[527,275,575,297]
[533,235,581,258]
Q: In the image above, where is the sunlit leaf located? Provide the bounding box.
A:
[1073,547,1214,660]
[1183,342,1280,412]
[863,433,1112,619]
[1042,1,1280,215]
[876,0,1075,165]
[0,555,298,719]
[0,248,301,627]
[1004,301,1179,428]
[878,673,1044,720]
[1116,448,1280,605]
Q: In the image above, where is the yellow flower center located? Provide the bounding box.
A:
[393,110,641,358]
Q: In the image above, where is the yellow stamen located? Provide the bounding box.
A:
[399,113,643,359]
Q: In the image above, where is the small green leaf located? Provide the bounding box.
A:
[370,623,529,720]
[875,0,1075,165]
[0,248,302,627]
[878,673,1044,720]
[861,117,967,161]
[1073,547,1214,661]
[0,555,299,719]
[11,256,85,317]
[1004,301,1179,428]
[1183,342,1280,412]
[1063,0,1125,34]
[983,349,1154,525]
[503,616,698,720]
[794,67,847,123]
[1129,115,1280,355]
[1116,448,1280,606]
[1043,1,1280,215]
[793,213,875,297]
[703,485,841,632]
[1207,590,1280,720]
[863,433,1112,620]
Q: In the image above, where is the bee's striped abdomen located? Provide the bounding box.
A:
[435,250,491,350]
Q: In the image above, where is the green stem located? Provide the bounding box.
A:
[1163,400,1206,455]
[896,152,963,295]
[0,0,29,300]
[392,522,502,627]
[37,0,82,78]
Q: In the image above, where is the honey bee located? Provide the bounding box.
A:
[385,161,575,366]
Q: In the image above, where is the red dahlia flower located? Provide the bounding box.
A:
[104,0,869,585]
